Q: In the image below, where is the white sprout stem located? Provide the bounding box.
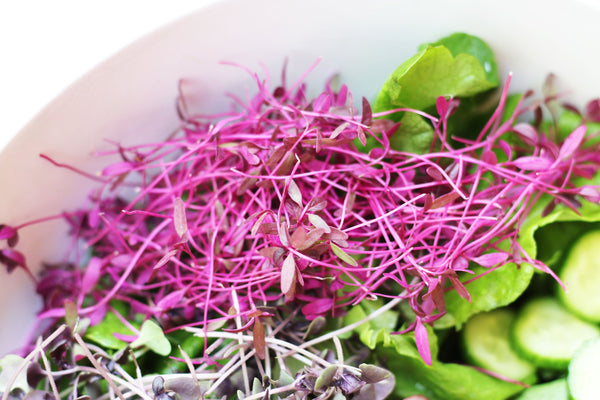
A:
[333,335,345,371]
[300,296,404,349]
[38,346,61,399]
[204,348,257,396]
[186,329,330,367]
[2,324,67,400]
[72,332,128,400]
[230,289,251,395]
[241,383,297,400]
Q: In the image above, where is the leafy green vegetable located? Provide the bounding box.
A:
[363,32,499,153]
[84,309,134,350]
[436,262,534,329]
[374,33,497,114]
[370,328,523,400]
[388,112,435,154]
[420,32,499,86]
[343,300,523,399]
[384,353,525,400]
[374,45,496,113]
[518,196,600,270]
[342,299,400,349]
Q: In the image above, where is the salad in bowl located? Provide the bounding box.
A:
[1,1,600,399]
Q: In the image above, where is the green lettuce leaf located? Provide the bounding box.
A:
[360,321,525,400]
[519,197,600,269]
[374,41,496,115]
[383,350,525,400]
[130,320,172,356]
[85,309,134,350]
[437,262,534,329]
[421,32,499,86]
[364,32,498,154]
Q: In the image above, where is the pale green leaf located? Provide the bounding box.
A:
[131,320,172,356]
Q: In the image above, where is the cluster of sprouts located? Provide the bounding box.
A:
[2,61,600,398]
[0,299,395,400]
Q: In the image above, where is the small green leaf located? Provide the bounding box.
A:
[342,299,399,349]
[0,355,30,394]
[130,320,171,356]
[85,310,133,350]
[330,242,358,267]
[314,365,338,391]
[372,325,523,400]
[64,299,79,331]
[252,377,263,395]
[359,363,392,383]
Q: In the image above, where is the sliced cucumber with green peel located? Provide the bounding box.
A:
[558,230,600,322]
[514,378,567,400]
[567,337,600,400]
[462,308,536,383]
[511,297,600,370]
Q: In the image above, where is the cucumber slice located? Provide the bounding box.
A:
[558,230,600,322]
[567,337,600,400]
[514,378,567,400]
[511,297,600,369]
[462,308,536,383]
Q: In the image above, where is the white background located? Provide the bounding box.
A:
[0,1,216,151]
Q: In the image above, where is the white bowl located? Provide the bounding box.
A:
[1,0,599,356]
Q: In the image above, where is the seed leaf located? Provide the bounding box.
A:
[156,289,185,311]
[359,363,392,383]
[314,365,338,391]
[280,253,297,296]
[0,248,27,273]
[331,122,350,139]
[250,210,271,237]
[64,300,79,332]
[302,298,334,317]
[330,242,358,266]
[163,377,202,400]
[287,179,303,207]
[81,257,102,295]
[0,355,31,394]
[512,155,552,171]
[430,191,461,209]
[130,320,171,356]
[512,122,539,145]
[361,97,373,126]
[558,125,586,161]
[307,213,331,233]
[253,319,266,360]
[101,161,135,177]
[471,252,508,268]
[414,318,432,366]
[173,197,189,241]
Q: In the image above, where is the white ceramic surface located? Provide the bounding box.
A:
[1,0,600,356]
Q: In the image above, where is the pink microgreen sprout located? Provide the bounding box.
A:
[3,62,600,366]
